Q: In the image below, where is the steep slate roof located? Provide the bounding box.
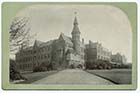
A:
[59,33,85,48]
[20,40,54,52]
[33,39,55,48]
[25,46,33,50]
[34,40,43,47]
[40,40,55,47]
[89,40,98,48]
[88,40,110,52]
[59,33,73,45]
[23,31,85,52]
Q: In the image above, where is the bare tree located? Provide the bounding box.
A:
[10,17,33,54]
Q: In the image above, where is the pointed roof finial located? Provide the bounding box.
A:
[74,12,78,25]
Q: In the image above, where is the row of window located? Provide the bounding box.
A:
[97,50,111,56]
[18,46,51,56]
[17,54,51,63]
[19,63,32,70]
[111,57,123,62]
[97,55,110,61]
[19,62,49,70]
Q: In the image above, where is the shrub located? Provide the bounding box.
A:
[33,66,47,72]
[10,59,27,81]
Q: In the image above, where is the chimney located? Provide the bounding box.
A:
[82,38,84,44]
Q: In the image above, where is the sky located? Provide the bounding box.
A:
[15,4,132,62]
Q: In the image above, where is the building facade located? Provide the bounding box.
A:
[15,14,127,72]
[85,40,112,63]
[16,40,54,71]
[16,16,85,71]
[111,53,127,64]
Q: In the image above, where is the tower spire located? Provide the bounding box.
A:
[71,12,81,54]
[71,12,80,35]
[74,12,78,25]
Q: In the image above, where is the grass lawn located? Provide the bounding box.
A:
[86,69,132,84]
[16,70,58,84]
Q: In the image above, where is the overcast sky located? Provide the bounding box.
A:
[15,4,132,62]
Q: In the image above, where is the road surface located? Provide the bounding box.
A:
[32,69,114,85]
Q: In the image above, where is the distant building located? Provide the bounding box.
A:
[85,40,112,63]
[122,55,127,64]
[111,53,127,64]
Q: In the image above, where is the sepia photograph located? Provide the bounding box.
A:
[2,2,137,90]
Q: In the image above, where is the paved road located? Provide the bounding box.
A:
[32,69,114,85]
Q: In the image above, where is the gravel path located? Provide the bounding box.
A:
[32,69,115,85]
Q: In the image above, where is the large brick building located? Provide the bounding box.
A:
[85,40,112,63]
[16,16,85,71]
[15,15,127,72]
